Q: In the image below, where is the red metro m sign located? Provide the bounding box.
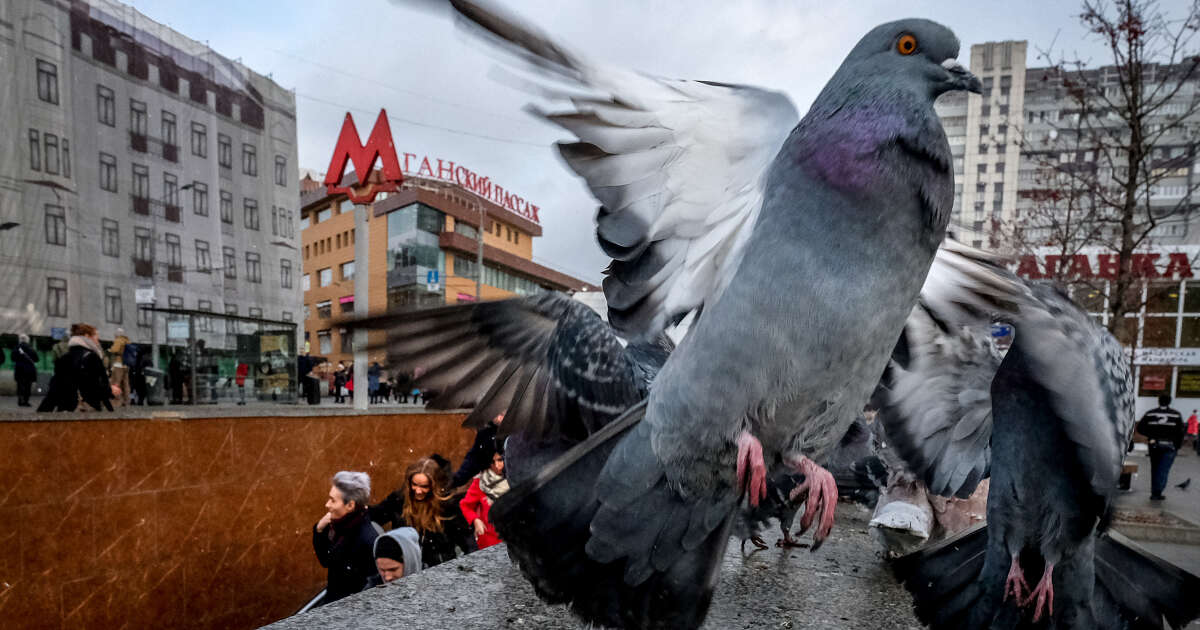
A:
[324,110,404,204]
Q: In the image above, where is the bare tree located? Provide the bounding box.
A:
[994,0,1200,342]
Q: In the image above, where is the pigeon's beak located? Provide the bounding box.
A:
[942,59,982,94]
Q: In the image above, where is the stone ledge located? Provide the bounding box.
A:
[264,506,922,630]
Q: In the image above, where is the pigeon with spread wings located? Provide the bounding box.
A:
[371,2,984,627]
[881,246,1200,629]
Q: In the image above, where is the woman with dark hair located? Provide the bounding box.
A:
[38,323,119,412]
[369,457,476,568]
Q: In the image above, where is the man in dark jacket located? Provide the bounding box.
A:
[313,471,379,606]
[1137,394,1187,500]
[12,334,39,407]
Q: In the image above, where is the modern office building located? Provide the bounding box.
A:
[0,0,301,366]
[299,170,598,364]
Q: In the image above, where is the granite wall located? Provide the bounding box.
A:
[0,411,474,629]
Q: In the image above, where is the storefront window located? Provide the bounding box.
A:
[1074,284,1106,313]
[1178,368,1200,398]
[1181,317,1200,347]
[1146,282,1180,313]
[1143,316,1178,347]
[1118,316,1139,346]
[1185,280,1200,312]
[1138,365,1172,397]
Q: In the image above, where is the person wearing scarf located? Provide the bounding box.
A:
[459,450,510,550]
[312,471,379,606]
[37,323,118,412]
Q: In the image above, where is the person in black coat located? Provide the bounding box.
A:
[312,471,379,606]
[37,324,116,412]
[1137,394,1187,500]
[12,334,39,407]
[451,413,504,488]
[369,456,476,568]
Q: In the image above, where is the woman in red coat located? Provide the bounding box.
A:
[459,450,508,549]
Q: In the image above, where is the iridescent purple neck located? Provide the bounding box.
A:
[796,107,909,191]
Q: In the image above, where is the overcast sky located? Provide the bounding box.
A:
[129,0,1193,284]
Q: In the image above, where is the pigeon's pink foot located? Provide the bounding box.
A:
[1023,563,1055,622]
[1002,554,1028,603]
[736,431,767,507]
[786,456,838,550]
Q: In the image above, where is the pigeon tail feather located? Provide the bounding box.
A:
[1093,531,1200,630]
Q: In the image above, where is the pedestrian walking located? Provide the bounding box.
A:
[108,328,131,407]
[312,471,378,606]
[1187,409,1199,455]
[12,334,39,407]
[38,323,119,412]
[368,362,381,404]
[235,361,249,405]
[1137,394,1187,500]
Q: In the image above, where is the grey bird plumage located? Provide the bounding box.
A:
[379,3,986,628]
[885,248,1200,629]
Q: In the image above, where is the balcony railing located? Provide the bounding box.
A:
[133,258,153,278]
[163,144,179,163]
[164,204,181,223]
[132,195,151,216]
[167,265,184,283]
[130,131,148,153]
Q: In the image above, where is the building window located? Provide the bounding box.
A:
[340,328,353,354]
[36,60,58,104]
[101,219,119,257]
[225,304,238,334]
[130,99,147,136]
[165,233,182,267]
[316,207,331,223]
[243,198,259,230]
[105,287,122,324]
[302,274,310,291]
[191,122,207,157]
[275,155,287,186]
[195,239,211,273]
[977,163,987,174]
[137,306,152,328]
[318,267,332,287]
[318,329,331,354]
[270,207,279,236]
[220,190,233,224]
[99,153,117,192]
[197,299,212,332]
[28,130,40,170]
[132,163,149,198]
[246,252,261,283]
[316,301,331,319]
[44,133,59,174]
[248,307,262,319]
[97,85,115,126]
[218,134,232,169]
[340,261,355,281]
[61,139,71,178]
[168,296,183,309]
[223,246,236,279]
[134,227,153,262]
[43,204,66,246]
[242,144,257,176]
[161,110,177,147]
[282,311,293,322]
[281,259,293,288]
[46,278,67,317]
[192,182,208,216]
[163,172,178,208]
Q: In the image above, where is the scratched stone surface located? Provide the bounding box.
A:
[0,411,474,630]
[266,505,923,630]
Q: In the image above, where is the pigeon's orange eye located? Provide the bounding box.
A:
[897,34,918,55]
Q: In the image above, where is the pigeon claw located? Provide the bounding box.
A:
[736,431,767,507]
[1002,554,1028,604]
[1023,563,1055,623]
[787,456,838,551]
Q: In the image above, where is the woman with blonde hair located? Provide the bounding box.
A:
[369,456,475,568]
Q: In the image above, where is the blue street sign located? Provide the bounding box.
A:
[50,327,66,340]
[991,323,1013,338]
[427,270,439,284]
